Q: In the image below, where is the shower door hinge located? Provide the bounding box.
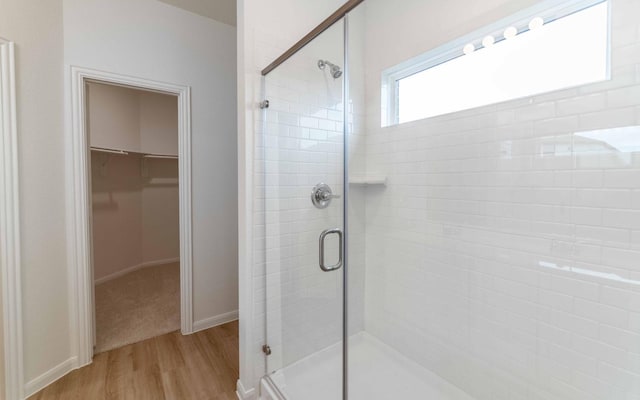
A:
[262,344,272,356]
[259,100,269,109]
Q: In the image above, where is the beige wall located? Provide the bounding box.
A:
[89,83,180,282]
[0,0,72,387]
[139,92,179,156]
[91,154,180,282]
[87,83,141,152]
[87,83,179,156]
[91,154,144,281]
[141,160,180,263]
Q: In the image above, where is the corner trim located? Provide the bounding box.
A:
[0,39,24,400]
[192,310,239,333]
[68,66,194,368]
[23,357,77,398]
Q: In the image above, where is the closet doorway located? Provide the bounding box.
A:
[69,68,193,365]
[88,81,181,353]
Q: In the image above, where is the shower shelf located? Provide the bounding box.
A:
[349,176,387,186]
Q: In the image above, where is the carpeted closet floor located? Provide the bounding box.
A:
[95,262,180,353]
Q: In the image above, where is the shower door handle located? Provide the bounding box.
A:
[319,228,343,272]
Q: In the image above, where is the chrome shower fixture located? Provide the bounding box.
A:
[317,59,343,79]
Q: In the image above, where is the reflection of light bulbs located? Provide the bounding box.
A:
[504,26,517,39]
[482,35,495,48]
[529,17,544,30]
[463,43,475,55]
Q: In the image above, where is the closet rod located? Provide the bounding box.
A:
[90,147,129,155]
[143,154,178,159]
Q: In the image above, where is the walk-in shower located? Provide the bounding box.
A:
[256,0,640,399]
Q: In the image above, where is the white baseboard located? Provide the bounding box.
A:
[24,356,77,398]
[94,257,179,285]
[237,379,258,400]
[192,310,238,333]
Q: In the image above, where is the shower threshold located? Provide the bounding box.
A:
[261,332,475,400]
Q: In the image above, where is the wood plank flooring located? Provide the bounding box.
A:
[29,321,239,400]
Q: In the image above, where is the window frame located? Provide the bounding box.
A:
[381,0,611,127]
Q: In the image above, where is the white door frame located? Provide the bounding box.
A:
[69,66,193,367]
[0,38,25,400]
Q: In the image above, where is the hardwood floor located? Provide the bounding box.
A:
[29,321,239,400]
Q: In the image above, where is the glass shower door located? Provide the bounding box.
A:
[262,20,346,400]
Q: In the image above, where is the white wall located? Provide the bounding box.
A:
[362,0,640,399]
[157,0,237,26]
[0,0,72,388]
[64,0,238,329]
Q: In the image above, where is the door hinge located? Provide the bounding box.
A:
[259,100,270,109]
[262,344,272,356]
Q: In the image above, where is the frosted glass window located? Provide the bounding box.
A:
[386,1,609,125]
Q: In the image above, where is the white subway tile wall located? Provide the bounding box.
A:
[251,12,371,386]
[362,0,640,398]
[256,20,368,378]
[251,0,640,398]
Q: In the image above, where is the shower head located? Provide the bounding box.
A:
[318,59,343,79]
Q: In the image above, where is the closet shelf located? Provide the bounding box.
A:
[90,147,129,155]
[349,176,387,186]
[90,146,177,159]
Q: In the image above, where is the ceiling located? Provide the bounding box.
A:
[157,0,236,26]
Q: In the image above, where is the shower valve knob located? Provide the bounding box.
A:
[311,183,340,209]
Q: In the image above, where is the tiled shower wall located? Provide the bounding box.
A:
[244,0,350,387]
[255,19,368,376]
[363,0,640,399]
